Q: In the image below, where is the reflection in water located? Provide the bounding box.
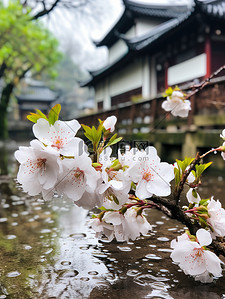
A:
[0,144,225,298]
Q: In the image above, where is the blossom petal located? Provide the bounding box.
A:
[204,251,222,277]
[196,229,212,247]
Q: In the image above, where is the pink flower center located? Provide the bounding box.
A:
[73,168,84,182]
[51,138,64,150]
[143,171,152,182]
[26,158,47,175]
[36,158,47,168]
[193,247,204,257]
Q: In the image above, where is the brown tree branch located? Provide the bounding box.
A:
[32,0,60,19]
[173,152,201,204]
[186,64,225,100]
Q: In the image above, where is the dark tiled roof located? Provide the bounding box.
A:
[81,0,225,87]
[123,12,192,51]
[95,0,189,47]
[123,0,189,18]
[16,81,58,102]
[80,52,132,87]
[198,0,225,18]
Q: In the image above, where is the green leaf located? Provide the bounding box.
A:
[106,137,123,148]
[27,113,42,123]
[82,124,94,142]
[174,167,180,186]
[192,189,198,199]
[48,104,61,125]
[35,109,48,120]
[195,162,212,178]
[199,199,210,206]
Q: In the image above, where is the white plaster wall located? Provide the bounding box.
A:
[142,56,151,99]
[109,58,142,96]
[168,53,207,85]
[108,40,128,64]
[95,82,104,102]
[136,18,162,37]
[125,26,136,38]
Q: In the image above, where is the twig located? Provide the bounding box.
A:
[186,64,225,100]
[173,152,201,204]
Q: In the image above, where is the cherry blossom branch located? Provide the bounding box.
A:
[149,194,225,256]
[173,152,201,204]
[200,146,224,159]
[186,64,225,100]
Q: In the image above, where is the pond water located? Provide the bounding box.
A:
[0,141,225,299]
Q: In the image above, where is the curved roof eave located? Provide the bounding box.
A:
[95,1,189,48]
[79,51,132,87]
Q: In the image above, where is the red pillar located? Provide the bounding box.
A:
[205,35,211,78]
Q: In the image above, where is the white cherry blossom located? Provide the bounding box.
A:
[14,140,61,199]
[220,129,225,139]
[126,146,174,199]
[162,90,191,118]
[103,115,117,132]
[186,188,201,204]
[99,147,115,168]
[75,190,101,210]
[90,218,114,242]
[221,142,225,160]
[170,229,222,283]
[33,118,85,156]
[56,155,100,202]
[207,197,225,238]
[103,207,151,242]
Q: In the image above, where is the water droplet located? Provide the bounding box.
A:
[10,195,20,201]
[12,201,24,206]
[117,246,132,252]
[157,237,169,242]
[92,253,108,259]
[6,271,21,278]
[79,245,89,250]
[80,277,89,281]
[58,269,79,279]
[160,269,169,273]
[34,206,42,211]
[61,261,71,266]
[0,218,7,223]
[126,269,141,277]
[88,271,98,275]
[157,248,172,253]
[168,227,177,231]
[69,233,86,239]
[134,274,169,286]
[3,204,10,209]
[145,254,162,260]
[45,248,53,255]
[0,295,7,298]
[11,222,18,226]
[40,229,52,234]
[20,211,29,216]
[156,221,164,225]
[23,245,32,250]
[5,235,16,240]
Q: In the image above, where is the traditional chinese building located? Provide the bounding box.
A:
[79,0,225,170]
[15,79,60,120]
[81,0,225,111]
